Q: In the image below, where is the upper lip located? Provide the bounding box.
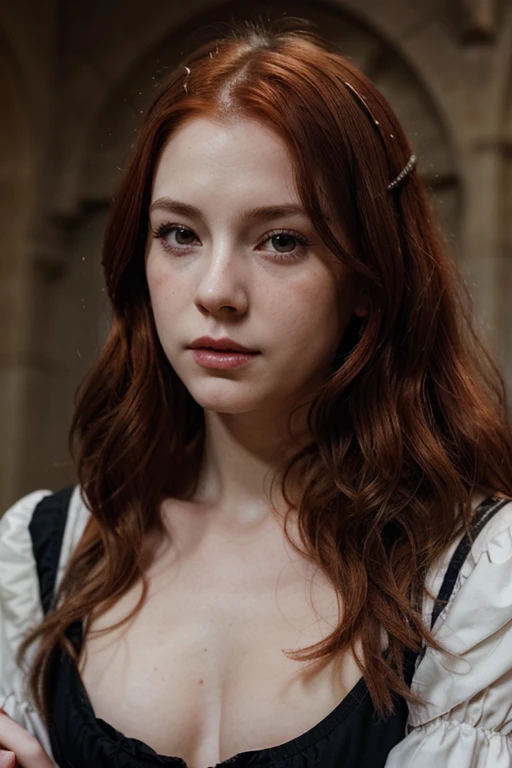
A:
[189,336,258,353]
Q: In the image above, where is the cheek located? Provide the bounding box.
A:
[272,272,342,342]
[146,257,183,311]
[146,254,170,293]
[146,268,182,345]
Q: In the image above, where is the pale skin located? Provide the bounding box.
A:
[0,116,368,766]
[0,710,52,767]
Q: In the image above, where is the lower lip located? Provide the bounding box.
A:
[190,349,259,369]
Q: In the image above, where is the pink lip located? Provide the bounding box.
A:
[189,336,257,353]
[190,349,258,369]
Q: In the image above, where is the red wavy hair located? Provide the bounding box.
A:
[18,19,512,727]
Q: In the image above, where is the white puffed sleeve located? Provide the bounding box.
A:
[0,489,55,760]
[385,500,512,767]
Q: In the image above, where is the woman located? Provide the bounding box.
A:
[0,18,511,768]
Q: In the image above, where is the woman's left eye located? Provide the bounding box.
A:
[260,230,311,260]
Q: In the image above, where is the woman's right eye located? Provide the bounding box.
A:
[151,223,200,252]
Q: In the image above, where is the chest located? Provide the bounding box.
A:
[77,521,363,768]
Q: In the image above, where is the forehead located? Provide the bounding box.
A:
[151,116,300,208]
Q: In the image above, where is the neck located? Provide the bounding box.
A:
[191,405,311,527]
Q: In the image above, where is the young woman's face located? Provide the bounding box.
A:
[145,116,367,418]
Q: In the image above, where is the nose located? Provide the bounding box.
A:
[194,243,249,316]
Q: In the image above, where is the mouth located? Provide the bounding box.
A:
[189,345,260,370]
[189,336,258,354]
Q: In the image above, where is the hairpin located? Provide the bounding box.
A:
[183,65,191,95]
[343,81,381,127]
[343,81,417,192]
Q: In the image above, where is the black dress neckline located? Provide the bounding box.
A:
[32,486,414,767]
[64,617,371,767]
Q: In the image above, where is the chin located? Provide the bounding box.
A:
[185,380,273,415]
[192,395,265,415]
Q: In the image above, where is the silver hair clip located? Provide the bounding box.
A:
[387,153,417,191]
[343,81,417,192]
[183,65,191,95]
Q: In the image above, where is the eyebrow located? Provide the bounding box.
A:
[148,197,309,223]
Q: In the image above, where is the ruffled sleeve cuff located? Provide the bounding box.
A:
[385,501,512,766]
[386,716,512,766]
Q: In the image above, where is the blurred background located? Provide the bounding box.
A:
[0,0,511,509]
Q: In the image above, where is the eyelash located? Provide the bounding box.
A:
[150,223,312,262]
